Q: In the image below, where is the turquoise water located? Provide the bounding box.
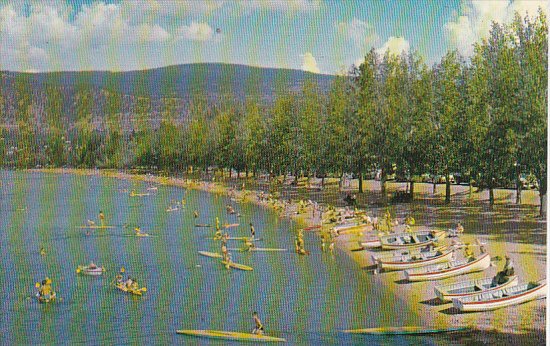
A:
[0,171,516,345]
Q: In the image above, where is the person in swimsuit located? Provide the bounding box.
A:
[252,312,264,335]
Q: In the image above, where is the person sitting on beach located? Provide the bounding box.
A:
[464,244,475,262]
[456,222,464,234]
[491,255,515,286]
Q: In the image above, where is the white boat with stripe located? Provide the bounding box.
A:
[453,279,546,312]
[404,253,491,282]
[435,275,519,302]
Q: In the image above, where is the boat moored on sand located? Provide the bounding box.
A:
[452,279,546,312]
[380,230,446,250]
[435,275,519,302]
[404,253,491,282]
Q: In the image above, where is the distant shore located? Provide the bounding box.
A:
[30,168,546,341]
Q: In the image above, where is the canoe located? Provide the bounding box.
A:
[453,279,546,312]
[36,292,56,303]
[220,261,253,271]
[176,330,285,342]
[115,283,146,296]
[195,224,211,227]
[380,230,446,250]
[343,326,470,335]
[198,251,223,258]
[372,246,448,261]
[224,223,240,228]
[76,265,105,276]
[404,253,491,282]
[333,223,368,234]
[376,249,453,271]
[435,275,519,302]
[303,225,321,231]
[134,233,150,237]
[77,225,115,229]
[130,192,150,197]
[227,237,262,241]
[231,248,287,252]
[359,238,382,249]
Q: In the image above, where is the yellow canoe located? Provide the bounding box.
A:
[220,261,253,271]
[77,225,115,229]
[115,284,146,296]
[176,330,285,342]
[343,326,470,335]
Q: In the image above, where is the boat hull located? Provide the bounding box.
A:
[343,326,470,335]
[377,250,453,271]
[176,330,286,342]
[380,231,445,250]
[404,253,491,282]
[453,280,546,312]
[435,276,519,302]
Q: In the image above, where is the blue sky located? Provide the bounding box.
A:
[0,0,546,73]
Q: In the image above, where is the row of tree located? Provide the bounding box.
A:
[0,11,547,215]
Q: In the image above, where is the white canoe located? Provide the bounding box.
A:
[177,330,285,342]
[376,249,453,271]
[435,276,519,302]
[76,265,105,276]
[334,223,368,234]
[359,238,382,249]
[229,248,287,252]
[404,253,491,282]
[453,279,546,312]
[372,246,447,261]
[380,230,445,250]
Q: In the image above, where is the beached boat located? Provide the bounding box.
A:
[435,276,519,302]
[76,265,105,276]
[380,230,446,250]
[372,246,448,261]
[375,248,453,271]
[177,330,286,342]
[359,238,382,248]
[333,222,368,234]
[453,279,546,312]
[404,253,491,282]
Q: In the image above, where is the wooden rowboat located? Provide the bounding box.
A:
[177,330,286,342]
[435,275,519,302]
[404,253,491,282]
[380,230,445,250]
[358,238,382,249]
[453,279,546,312]
[372,246,447,261]
[376,249,453,271]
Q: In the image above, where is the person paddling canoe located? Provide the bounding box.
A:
[252,312,264,335]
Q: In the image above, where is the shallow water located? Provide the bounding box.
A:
[0,171,541,345]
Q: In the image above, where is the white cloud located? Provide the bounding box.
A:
[336,18,378,49]
[238,0,321,11]
[445,0,548,56]
[301,52,320,73]
[376,36,410,56]
[176,22,214,42]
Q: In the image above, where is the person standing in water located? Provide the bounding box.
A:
[250,223,256,238]
[252,312,264,335]
[99,211,105,227]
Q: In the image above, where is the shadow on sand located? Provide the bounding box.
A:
[439,307,464,315]
[420,298,449,306]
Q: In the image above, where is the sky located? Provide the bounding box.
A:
[0,0,547,74]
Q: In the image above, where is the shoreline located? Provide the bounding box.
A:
[28,168,546,337]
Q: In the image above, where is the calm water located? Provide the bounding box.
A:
[0,171,506,345]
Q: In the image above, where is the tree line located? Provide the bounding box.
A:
[0,11,547,215]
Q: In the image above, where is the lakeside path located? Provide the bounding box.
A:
[31,168,546,341]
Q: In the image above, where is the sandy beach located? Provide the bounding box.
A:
[33,168,546,340]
